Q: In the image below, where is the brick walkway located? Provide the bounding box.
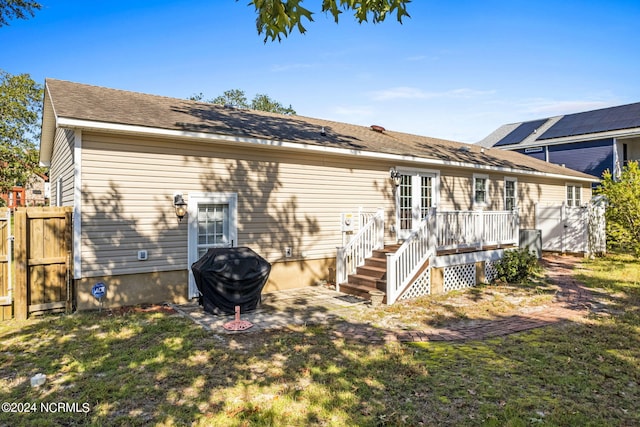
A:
[332,255,594,343]
[173,255,595,343]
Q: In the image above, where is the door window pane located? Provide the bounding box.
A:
[197,204,229,252]
[399,174,412,230]
[420,176,432,219]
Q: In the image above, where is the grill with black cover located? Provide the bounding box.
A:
[191,247,271,315]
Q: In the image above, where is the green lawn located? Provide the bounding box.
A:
[0,254,638,426]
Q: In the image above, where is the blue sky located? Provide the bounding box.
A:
[2,0,639,142]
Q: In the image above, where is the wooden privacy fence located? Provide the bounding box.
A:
[0,210,11,321]
[13,207,73,320]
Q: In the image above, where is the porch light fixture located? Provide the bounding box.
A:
[389,167,401,187]
[174,194,187,222]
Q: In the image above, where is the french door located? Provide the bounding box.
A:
[187,193,237,298]
[396,170,438,240]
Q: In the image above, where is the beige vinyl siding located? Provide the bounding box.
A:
[78,132,587,277]
[80,133,397,277]
[49,128,75,206]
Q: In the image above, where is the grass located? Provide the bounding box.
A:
[0,254,639,426]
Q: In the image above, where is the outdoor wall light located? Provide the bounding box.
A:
[389,167,401,187]
[174,194,187,222]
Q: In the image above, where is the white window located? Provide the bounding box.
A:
[566,184,582,207]
[504,177,517,211]
[473,174,489,206]
[56,177,63,206]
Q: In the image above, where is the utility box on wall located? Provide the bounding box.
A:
[341,212,354,233]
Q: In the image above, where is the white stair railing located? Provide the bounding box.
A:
[386,208,437,305]
[336,209,384,289]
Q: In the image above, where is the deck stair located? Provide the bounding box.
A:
[339,244,401,302]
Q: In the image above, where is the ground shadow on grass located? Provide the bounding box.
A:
[1,304,638,426]
[1,256,639,425]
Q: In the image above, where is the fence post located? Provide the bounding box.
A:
[13,209,27,320]
[64,209,73,313]
[6,210,12,305]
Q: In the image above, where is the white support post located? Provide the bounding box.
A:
[376,208,385,249]
[386,252,395,305]
[428,207,438,251]
[477,209,484,250]
[335,247,344,292]
[513,207,520,247]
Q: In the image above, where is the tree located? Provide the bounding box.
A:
[189,89,296,115]
[597,161,640,256]
[0,0,41,27]
[0,70,43,206]
[245,0,411,42]
[251,93,296,115]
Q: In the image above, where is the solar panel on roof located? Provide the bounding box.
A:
[538,102,640,140]
[494,119,548,147]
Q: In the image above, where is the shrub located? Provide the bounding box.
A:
[597,161,640,257]
[493,248,539,284]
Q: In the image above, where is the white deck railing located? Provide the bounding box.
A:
[436,210,519,250]
[336,209,384,288]
[337,208,519,303]
[386,208,437,305]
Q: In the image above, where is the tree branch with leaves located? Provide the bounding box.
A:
[245,0,411,42]
[0,0,41,27]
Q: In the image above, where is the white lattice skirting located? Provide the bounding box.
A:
[484,260,498,283]
[443,263,476,292]
[399,267,431,300]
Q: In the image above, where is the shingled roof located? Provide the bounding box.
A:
[40,79,597,182]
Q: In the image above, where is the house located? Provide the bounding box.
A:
[39,79,599,310]
[477,102,640,183]
[1,173,49,208]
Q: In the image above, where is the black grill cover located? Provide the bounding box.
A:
[191,247,271,315]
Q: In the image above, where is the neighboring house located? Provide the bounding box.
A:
[39,79,598,310]
[477,102,640,183]
[0,173,49,208]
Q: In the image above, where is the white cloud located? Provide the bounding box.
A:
[518,99,618,116]
[369,86,495,101]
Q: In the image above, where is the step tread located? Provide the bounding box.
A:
[356,264,387,278]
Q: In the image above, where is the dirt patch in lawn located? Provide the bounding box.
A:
[103,303,177,317]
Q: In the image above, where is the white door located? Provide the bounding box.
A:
[187,193,237,298]
[396,171,437,240]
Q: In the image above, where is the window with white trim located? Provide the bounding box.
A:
[566,184,582,207]
[56,177,62,206]
[504,177,517,210]
[473,174,489,206]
